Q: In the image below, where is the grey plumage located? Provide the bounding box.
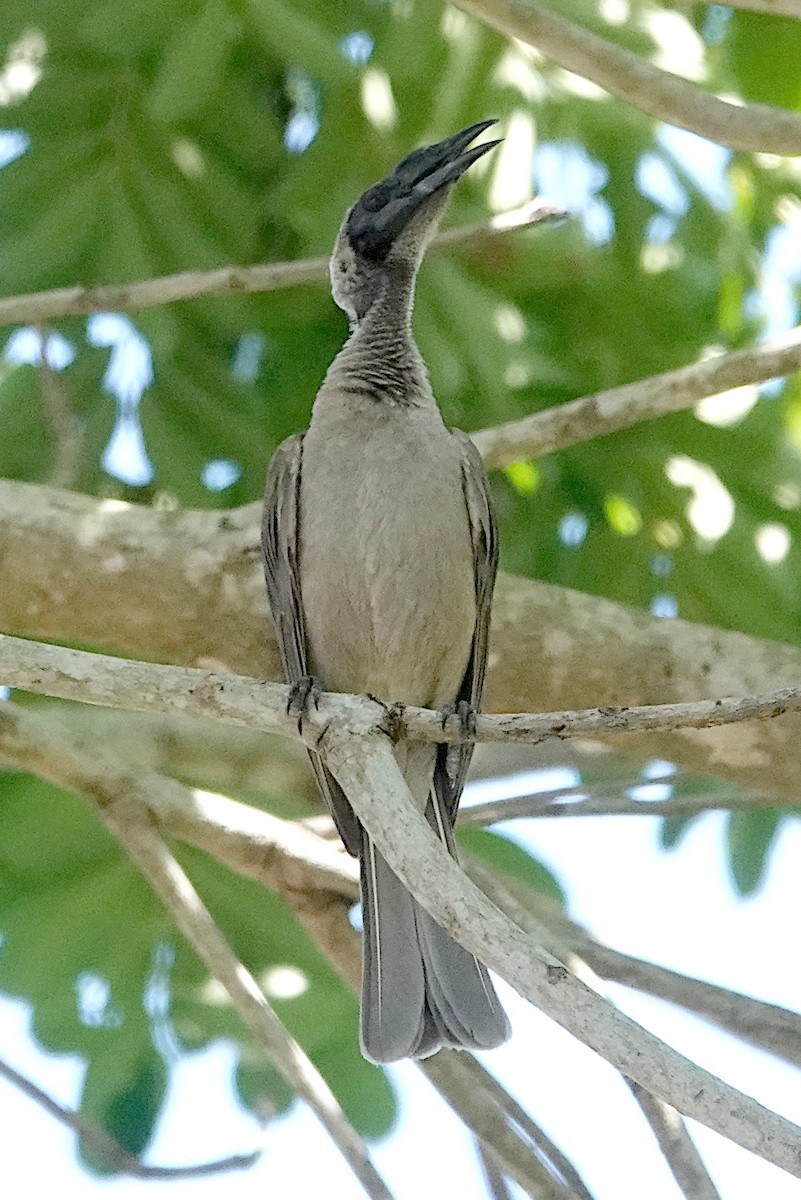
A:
[262,122,510,1063]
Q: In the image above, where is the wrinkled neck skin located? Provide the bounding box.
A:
[326,260,432,406]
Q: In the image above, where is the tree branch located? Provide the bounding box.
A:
[0,203,560,328]
[452,0,801,154]
[472,326,801,468]
[627,1080,723,1200]
[10,694,800,1076]
[451,1056,596,1200]
[2,631,800,754]
[666,0,801,15]
[0,1055,261,1180]
[0,700,593,1200]
[466,862,801,1071]
[294,896,581,1200]
[38,329,83,489]
[5,477,801,800]
[6,698,801,1188]
[0,707,392,1200]
[321,727,801,1176]
[459,785,770,823]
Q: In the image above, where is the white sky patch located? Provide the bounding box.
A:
[0,30,46,106]
[5,327,75,369]
[488,109,535,213]
[260,965,310,1001]
[493,48,545,103]
[493,304,526,343]
[463,766,580,808]
[774,481,801,510]
[755,523,791,565]
[643,10,706,82]
[666,455,735,541]
[360,68,397,132]
[657,126,732,211]
[599,0,629,24]
[695,384,759,427]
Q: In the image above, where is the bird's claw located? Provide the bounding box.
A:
[439,699,477,741]
[287,675,323,734]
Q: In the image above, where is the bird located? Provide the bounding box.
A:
[261,121,511,1063]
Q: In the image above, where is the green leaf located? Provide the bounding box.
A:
[0,772,397,1165]
[726,808,784,897]
[457,826,565,904]
[149,0,234,123]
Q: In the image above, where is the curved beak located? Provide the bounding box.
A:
[346,120,501,261]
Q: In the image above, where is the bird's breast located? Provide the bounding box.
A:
[298,401,476,708]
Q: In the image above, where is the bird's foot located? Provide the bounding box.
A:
[287,675,323,734]
[439,699,477,741]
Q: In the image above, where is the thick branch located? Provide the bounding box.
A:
[4,479,801,800]
[467,862,801,1071]
[473,327,801,468]
[0,1056,260,1180]
[323,728,801,1176]
[0,204,559,328]
[453,0,801,154]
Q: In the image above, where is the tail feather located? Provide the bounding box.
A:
[359,831,510,1064]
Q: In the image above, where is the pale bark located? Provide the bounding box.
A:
[320,728,801,1176]
[0,1056,261,1179]
[4,529,801,798]
[0,702,392,1200]
[473,327,801,469]
[0,203,559,327]
[453,0,801,154]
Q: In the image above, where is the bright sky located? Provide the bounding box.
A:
[3,784,801,1200]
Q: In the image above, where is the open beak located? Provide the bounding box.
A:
[346,120,501,261]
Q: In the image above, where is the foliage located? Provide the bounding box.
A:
[1,0,800,1170]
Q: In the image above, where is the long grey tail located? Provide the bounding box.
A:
[359,827,511,1064]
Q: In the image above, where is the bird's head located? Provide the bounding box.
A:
[329,120,500,325]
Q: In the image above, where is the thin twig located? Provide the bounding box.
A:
[421,1053,575,1200]
[454,1056,596,1200]
[477,1137,515,1200]
[2,632,801,751]
[665,0,801,14]
[459,786,773,824]
[37,328,82,489]
[453,0,801,154]
[0,1056,261,1179]
[0,203,560,328]
[473,326,801,469]
[627,1080,723,1200]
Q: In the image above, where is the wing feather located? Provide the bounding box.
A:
[261,436,362,854]
[433,430,499,824]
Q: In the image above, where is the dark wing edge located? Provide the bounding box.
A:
[261,435,362,856]
[261,435,308,682]
[434,429,500,824]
